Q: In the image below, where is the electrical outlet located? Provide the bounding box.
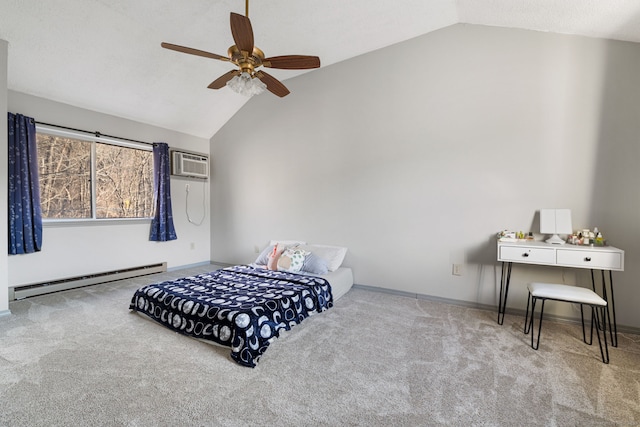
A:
[254,245,260,253]
[190,242,195,250]
[452,264,463,276]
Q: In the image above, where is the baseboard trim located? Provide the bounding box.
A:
[10,263,167,301]
[208,260,236,268]
[167,261,219,272]
[352,283,497,310]
[0,309,11,318]
[352,283,640,335]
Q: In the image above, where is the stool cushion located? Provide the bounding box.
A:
[528,282,607,307]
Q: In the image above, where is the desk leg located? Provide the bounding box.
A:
[590,269,618,347]
[497,262,512,325]
[607,270,618,347]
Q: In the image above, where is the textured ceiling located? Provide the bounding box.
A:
[2,0,640,139]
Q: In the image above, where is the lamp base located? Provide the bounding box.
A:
[546,234,566,245]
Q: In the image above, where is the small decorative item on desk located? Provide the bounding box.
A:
[593,227,605,246]
[497,230,532,242]
[497,230,517,242]
[568,228,606,246]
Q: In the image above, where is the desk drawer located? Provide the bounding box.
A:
[499,246,556,264]
[557,249,622,270]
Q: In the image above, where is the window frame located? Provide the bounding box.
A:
[35,124,154,224]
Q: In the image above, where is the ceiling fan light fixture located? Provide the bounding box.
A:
[226,72,267,96]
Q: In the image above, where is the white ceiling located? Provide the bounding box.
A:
[2,0,640,139]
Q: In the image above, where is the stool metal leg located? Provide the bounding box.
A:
[580,304,595,345]
[530,297,545,351]
[592,305,610,364]
[524,292,533,334]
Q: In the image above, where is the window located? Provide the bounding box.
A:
[36,126,154,220]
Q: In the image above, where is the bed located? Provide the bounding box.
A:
[129,242,352,367]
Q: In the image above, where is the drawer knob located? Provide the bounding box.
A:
[522,253,529,258]
[584,257,592,262]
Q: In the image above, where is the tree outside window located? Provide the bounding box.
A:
[36,132,154,220]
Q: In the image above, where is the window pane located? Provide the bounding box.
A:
[36,134,91,219]
[95,144,154,218]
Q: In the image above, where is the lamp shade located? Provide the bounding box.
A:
[540,209,572,244]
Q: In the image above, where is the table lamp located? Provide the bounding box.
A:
[540,209,572,245]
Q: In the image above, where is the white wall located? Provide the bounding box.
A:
[210,24,640,328]
[587,37,640,332]
[0,40,8,315]
[7,91,211,287]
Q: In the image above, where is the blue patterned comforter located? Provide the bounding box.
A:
[129,265,333,367]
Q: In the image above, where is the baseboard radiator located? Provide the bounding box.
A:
[9,262,167,301]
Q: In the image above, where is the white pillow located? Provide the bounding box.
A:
[298,244,347,272]
[269,239,307,247]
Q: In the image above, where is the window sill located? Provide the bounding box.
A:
[43,218,152,228]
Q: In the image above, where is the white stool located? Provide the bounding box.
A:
[524,282,609,363]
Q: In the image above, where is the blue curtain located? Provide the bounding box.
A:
[149,142,177,241]
[8,113,43,254]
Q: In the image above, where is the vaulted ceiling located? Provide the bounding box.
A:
[2,0,640,139]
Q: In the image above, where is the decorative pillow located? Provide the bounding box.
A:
[297,244,347,272]
[267,245,285,270]
[301,252,329,275]
[255,245,274,265]
[277,247,309,273]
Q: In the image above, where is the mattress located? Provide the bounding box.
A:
[317,267,353,301]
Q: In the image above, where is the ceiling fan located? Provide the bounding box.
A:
[161,0,320,97]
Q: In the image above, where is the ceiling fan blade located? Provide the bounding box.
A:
[263,55,321,70]
[230,12,254,53]
[256,71,290,97]
[208,70,241,89]
[161,42,228,61]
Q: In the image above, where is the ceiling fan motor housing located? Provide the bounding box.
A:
[228,45,265,76]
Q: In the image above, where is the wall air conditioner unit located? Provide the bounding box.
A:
[171,150,209,179]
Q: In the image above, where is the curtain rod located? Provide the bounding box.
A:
[34,120,155,147]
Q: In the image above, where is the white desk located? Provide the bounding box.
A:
[497,240,624,346]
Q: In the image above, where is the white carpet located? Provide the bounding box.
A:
[1,265,639,426]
